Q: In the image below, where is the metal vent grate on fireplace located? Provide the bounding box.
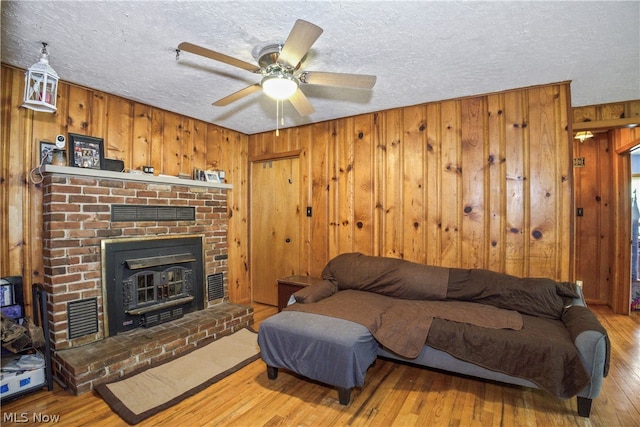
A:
[68,298,98,339]
[207,273,224,301]
[111,205,195,222]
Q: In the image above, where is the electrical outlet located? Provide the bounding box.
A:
[576,280,583,288]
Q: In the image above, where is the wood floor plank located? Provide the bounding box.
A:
[0,305,637,426]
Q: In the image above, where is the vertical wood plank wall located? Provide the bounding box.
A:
[6,59,636,314]
[249,83,574,281]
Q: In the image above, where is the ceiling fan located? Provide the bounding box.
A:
[178,19,377,117]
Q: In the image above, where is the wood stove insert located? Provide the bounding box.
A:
[101,234,205,337]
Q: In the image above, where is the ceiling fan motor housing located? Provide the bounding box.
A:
[254,43,305,70]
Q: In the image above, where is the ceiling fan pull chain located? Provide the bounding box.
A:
[276,99,280,136]
[280,100,285,126]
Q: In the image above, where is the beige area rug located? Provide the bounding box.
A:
[95,328,260,425]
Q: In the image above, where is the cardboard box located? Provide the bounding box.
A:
[0,367,45,397]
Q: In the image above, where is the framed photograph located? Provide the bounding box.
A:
[205,170,221,183]
[193,168,206,181]
[39,141,57,165]
[68,133,105,170]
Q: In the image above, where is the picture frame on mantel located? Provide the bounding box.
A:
[39,141,57,165]
[68,133,105,170]
[205,170,221,183]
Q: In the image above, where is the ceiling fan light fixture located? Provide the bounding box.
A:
[261,72,298,100]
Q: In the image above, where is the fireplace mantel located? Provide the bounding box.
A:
[42,165,232,190]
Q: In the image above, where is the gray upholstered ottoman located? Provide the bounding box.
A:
[257,311,379,404]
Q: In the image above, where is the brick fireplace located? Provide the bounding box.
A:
[40,165,253,394]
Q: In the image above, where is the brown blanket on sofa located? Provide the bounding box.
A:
[322,253,579,320]
[321,252,451,300]
[426,314,591,398]
[285,289,523,358]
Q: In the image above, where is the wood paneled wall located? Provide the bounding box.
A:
[1,63,588,315]
[573,100,640,127]
[249,84,573,281]
[0,65,250,310]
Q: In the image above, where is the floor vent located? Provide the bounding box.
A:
[207,273,224,301]
[111,205,195,222]
[67,298,98,339]
[142,307,184,328]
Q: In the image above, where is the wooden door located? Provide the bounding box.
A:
[250,157,300,305]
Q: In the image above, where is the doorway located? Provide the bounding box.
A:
[250,157,301,306]
[573,129,636,313]
[610,130,640,315]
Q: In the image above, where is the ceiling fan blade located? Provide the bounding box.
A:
[278,20,323,68]
[213,84,262,106]
[178,42,260,73]
[300,71,377,89]
[289,89,315,116]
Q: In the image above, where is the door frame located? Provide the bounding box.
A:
[611,131,640,314]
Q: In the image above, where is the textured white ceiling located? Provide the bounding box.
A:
[2,1,639,135]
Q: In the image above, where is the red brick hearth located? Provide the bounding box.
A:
[56,303,252,394]
[40,166,253,394]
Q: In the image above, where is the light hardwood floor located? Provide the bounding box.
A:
[1,305,638,426]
